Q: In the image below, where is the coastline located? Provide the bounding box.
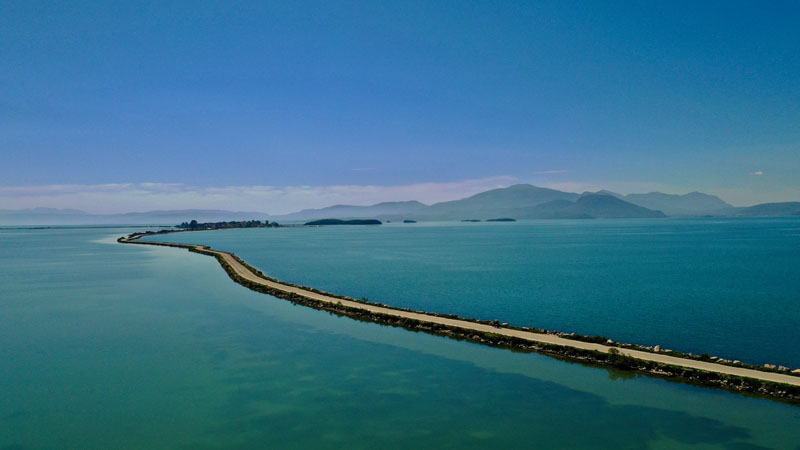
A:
[119,231,800,404]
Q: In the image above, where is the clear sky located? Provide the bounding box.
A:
[1,0,799,212]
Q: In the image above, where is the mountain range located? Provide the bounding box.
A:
[0,208,270,226]
[2,184,799,225]
[621,192,733,216]
[274,201,427,222]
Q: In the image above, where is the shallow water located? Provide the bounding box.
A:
[143,218,800,368]
[1,227,799,449]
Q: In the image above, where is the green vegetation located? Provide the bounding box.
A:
[304,219,382,226]
[177,219,280,230]
[607,348,638,369]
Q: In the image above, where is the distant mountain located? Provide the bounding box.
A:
[415,184,579,220]
[272,201,427,222]
[414,185,665,220]
[514,194,666,219]
[593,190,624,199]
[733,202,800,217]
[5,207,89,215]
[513,200,592,219]
[118,209,269,223]
[624,192,732,216]
[574,194,667,218]
[0,208,89,225]
[0,209,269,226]
[4,184,799,226]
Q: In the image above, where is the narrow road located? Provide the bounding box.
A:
[127,237,800,387]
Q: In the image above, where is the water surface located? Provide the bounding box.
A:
[1,227,798,449]
[144,218,800,368]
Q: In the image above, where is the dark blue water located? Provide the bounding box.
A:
[1,227,799,448]
[146,218,800,368]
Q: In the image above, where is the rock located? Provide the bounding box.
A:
[733,360,741,365]
[710,356,718,360]
[764,364,777,369]
[654,345,661,352]
[606,339,614,344]
[778,366,789,371]
[792,369,800,374]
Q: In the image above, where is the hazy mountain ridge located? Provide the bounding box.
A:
[733,202,800,217]
[0,208,270,226]
[503,194,664,219]
[272,201,427,222]
[3,184,798,225]
[623,192,732,216]
[409,185,580,221]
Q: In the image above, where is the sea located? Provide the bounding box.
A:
[144,218,800,368]
[1,220,799,449]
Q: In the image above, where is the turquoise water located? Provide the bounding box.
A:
[2,227,799,449]
[145,218,800,369]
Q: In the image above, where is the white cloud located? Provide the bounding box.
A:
[751,170,764,176]
[0,176,517,215]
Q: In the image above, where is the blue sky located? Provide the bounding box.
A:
[1,0,799,212]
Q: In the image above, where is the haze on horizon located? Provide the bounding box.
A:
[1,1,799,213]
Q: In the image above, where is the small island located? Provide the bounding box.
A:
[461,219,481,222]
[403,220,417,223]
[304,219,382,226]
[487,218,516,222]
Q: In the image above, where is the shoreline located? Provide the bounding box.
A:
[119,231,800,404]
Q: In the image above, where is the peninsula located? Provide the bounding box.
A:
[118,230,800,404]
